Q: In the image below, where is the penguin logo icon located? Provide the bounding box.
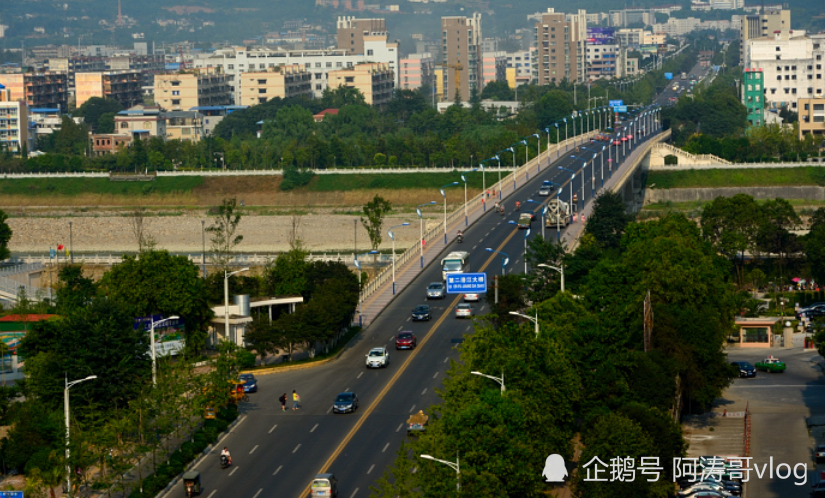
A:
[542,454,568,482]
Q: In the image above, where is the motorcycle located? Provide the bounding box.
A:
[220,455,231,469]
[457,234,464,243]
[515,203,520,212]
[498,206,505,216]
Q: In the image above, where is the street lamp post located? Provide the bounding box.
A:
[553,123,560,159]
[224,267,249,347]
[600,146,606,188]
[538,263,565,292]
[471,370,505,394]
[507,147,516,191]
[69,221,73,264]
[420,454,460,493]
[354,250,379,326]
[485,248,509,275]
[507,221,530,274]
[65,374,97,498]
[388,223,410,295]
[532,134,540,172]
[440,182,459,244]
[563,118,568,151]
[495,154,502,200]
[149,315,180,386]
[591,153,597,197]
[509,310,539,338]
[559,167,575,223]
[479,163,486,206]
[201,220,207,278]
[461,169,477,227]
[554,187,563,242]
[417,201,437,268]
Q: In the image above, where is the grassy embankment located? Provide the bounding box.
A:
[0,171,502,209]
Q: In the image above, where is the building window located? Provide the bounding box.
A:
[171,81,180,86]
[258,79,266,85]
[315,73,322,79]
[815,104,825,111]
[805,103,810,110]
[172,99,180,105]
[316,84,322,90]
[172,90,179,96]
[815,116,825,123]
[258,88,266,94]
[345,76,355,83]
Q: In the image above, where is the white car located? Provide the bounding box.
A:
[365,347,389,368]
[464,293,479,302]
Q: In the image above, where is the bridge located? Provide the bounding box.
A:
[608,128,672,212]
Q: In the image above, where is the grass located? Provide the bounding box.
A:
[0,177,204,196]
[647,167,825,189]
[308,171,509,192]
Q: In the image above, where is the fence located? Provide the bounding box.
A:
[7,253,378,267]
[0,167,508,179]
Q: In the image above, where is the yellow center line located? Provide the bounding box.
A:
[296,222,521,498]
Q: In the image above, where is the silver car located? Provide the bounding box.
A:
[427,282,446,299]
[366,347,389,368]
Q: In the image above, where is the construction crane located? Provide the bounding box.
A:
[436,62,462,100]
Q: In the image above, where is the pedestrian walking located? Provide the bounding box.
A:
[486,189,490,198]
[279,393,287,411]
[292,390,300,410]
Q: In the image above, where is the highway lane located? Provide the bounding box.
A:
[161,110,660,498]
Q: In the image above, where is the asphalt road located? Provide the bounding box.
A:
[726,343,825,498]
[653,61,712,108]
[161,110,660,498]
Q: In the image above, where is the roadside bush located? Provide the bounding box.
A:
[280,165,314,191]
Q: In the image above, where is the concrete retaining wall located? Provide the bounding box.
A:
[645,186,825,204]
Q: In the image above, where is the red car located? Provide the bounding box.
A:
[621,136,628,142]
[612,139,620,146]
[627,134,634,140]
[395,331,417,350]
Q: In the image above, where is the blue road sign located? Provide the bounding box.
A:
[609,100,623,107]
[614,105,628,113]
[0,492,24,498]
[665,72,673,80]
[446,273,487,294]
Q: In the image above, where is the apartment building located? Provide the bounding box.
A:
[398,52,435,91]
[652,17,701,36]
[0,85,32,154]
[587,44,620,80]
[327,62,394,107]
[740,9,791,65]
[533,8,586,85]
[154,69,231,111]
[191,105,248,137]
[742,68,765,127]
[47,56,108,90]
[481,52,507,88]
[0,72,68,113]
[504,50,533,85]
[745,32,825,111]
[114,105,166,139]
[75,71,142,109]
[90,132,145,156]
[336,17,387,55]
[237,65,312,106]
[441,14,483,102]
[192,42,399,101]
[165,110,204,142]
[798,98,825,140]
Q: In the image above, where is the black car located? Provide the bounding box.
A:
[332,392,359,414]
[800,306,825,319]
[731,361,756,378]
[412,305,431,321]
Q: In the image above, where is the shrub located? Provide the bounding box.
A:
[664,154,678,165]
[280,165,314,191]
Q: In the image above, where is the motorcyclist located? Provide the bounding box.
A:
[220,447,232,467]
[515,201,520,211]
[457,230,463,242]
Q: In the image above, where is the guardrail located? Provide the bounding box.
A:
[0,167,510,179]
[656,142,732,165]
[0,274,52,302]
[8,253,381,267]
[0,262,44,277]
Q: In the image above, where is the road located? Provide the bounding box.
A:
[160,110,660,498]
[653,61,712,108]
[726,341,824,497]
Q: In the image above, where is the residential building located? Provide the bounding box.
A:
[75,71,142,109]
[620,55,639,78]
[742,67,765,126]
[336,16,387,55]
[192,43,399,101]
[745,32,825,112]
[533,8,587,85]
[90,132,143,156]
[153,69,231,111]
[616,28,645,46]
[587,44,620,80]
[114,104,166,139]
[610,9,653,28]
[798,97,825,140]
[441,14,482,102]
[0,72,68,113]
[504,50,533,84]
[327,62,394,107]
[0,85,32,154]
[237,64,312,106]
[29,108,64,139]
[363,35,400,87]
[47,56,108,89]
[165,110,204,142]
[481,38,498,53]
[107,54,166,87]
[399,52,435,91]
[481,52,507,88]
[740,8,791,65]
[652,17,701,36]
[191,105,248,136]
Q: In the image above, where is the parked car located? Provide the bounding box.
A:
[332,392,358,414]
[455,303,473,318]
[395,331,417,350]
[730,361,756,378]
[365,347,390,368]
[815,444,825,462]
[239,373,258,393]
[427,282,446,299]
[411,305,431,321]
[464,293,480,302]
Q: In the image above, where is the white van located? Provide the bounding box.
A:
[311,473,338,497]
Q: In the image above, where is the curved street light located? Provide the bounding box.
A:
[485,247,509,276]
[509,310,540,338]
[66,374,97,497]
[494,154,502,200]
[388,222,410,295]
[420,454,460,492]
[507,147,516,190]
[461,169,477,227]
[440,182,459,244]
[417,201,437,268]
[538,263,565,293]
[471,370,505,394]
[354,250,379,326]
[559,166,577,217]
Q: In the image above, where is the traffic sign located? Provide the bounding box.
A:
[0,492,24,498]
[664,72,673,80]
[446,273,487,294]
[614,105,628,113]
[609,100,623,107]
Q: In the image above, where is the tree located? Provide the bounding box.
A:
[0,209,12,261]
[320,86,366,108]
[127,207,157,252]
[206,198,244,272]
[700,194,765,287]
[244,316,278,363]
[360,195,392,259]
[756,198,801,288]
[488,274,527,327]
[54,265,97,315]
[479,81,514,101]
[75,97,123,133]
[585,191,633,250]
[98,250,212,354]
[805,208,825,283]
[263,246,309,297]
